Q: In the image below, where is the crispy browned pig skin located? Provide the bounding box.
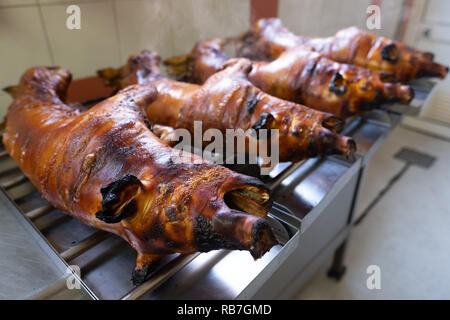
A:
[237,18,449,82]
[164,38,413,118]
[2,67,277,285]
[98,51,356,162]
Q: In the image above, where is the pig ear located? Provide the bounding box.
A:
[251,112,275,140]
[328,72,347,96]
[3,85,19,98]
[218,58,253,75]
[97,67,122,87]
[381,43,399,63]
[95,174,143,224]
[163,54,191,77]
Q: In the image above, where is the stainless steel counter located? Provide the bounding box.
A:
[0,188,93,299]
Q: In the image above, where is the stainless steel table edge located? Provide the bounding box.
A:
[236,229,300,299]
[300,156,363,233]
[0,187,96,300]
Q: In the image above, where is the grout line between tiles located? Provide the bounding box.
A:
[38,0,106,7]
[111,0,122,63]
[36,1,55,65]
[0,1,38,9]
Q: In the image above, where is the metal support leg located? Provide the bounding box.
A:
[327,239,348,280]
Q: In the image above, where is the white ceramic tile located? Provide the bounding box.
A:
[280,0,404,39]
[114,0,174,61]
[424,0,450,24]
[169,0,250,56]
[0,6,53,89]
[115,0,250,62]
[41,1,120,78]
[0,0,36,8]
[317,0,345,37]
[38,0,103,4]
[377,0,404,39]
[323,0,373,37]
[280,0,372,38]
[279,0,323,36]
[335,0,370,31]
[0,93,13,122]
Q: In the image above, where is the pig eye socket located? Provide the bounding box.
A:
[381,43,399,63]
[95,174,142,223]
[322,116,344,133]
[423,52,435,61]
[329,72,347,96]
[251,112,275,139]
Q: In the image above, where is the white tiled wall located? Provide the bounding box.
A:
[0,0,250,120]
[414,0,450,126]
[0,0,37,7]
[379,0,405,39]
[279,0,404,39]
[114,0,250,61]
[0,3,52,120]
[114,0,175,60]
[168,0,250,55]
[0,0,415,122]
[0,95,12,119]
[41,1,121,78]
[424,0,450,23]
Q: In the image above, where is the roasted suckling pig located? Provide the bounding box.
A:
[2,67,278,284]
[98,51,356,163]
[237,18,449,82]
[164,38,413,118]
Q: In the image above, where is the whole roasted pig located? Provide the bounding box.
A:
[164,38,413,118]
[3,67,277,284]
[98,51,356,163]
[237,18,448,82]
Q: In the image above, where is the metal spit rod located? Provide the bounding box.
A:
[36,214,72,232]
[1,173,27,190]
[25,204,53,220]
[60,231,111,261]
[267,161,304,191]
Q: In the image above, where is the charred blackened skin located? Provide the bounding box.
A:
[308,140,318,157]
[166,37,415,119]
[194,215,243,252]
[328,72,347,96]
[246,94,260,113]
[251,112,275,139]
[146,221,165,239]
[250,219,273,259]
[239,19,448,82]
[165,206,178,221]
[321,134,338,155]
[381,43,399,63]
[4,67,280,286]
[132,260,160,285]
[95,174,142,223]
[303,59,318,78]
[99,51,355,162]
